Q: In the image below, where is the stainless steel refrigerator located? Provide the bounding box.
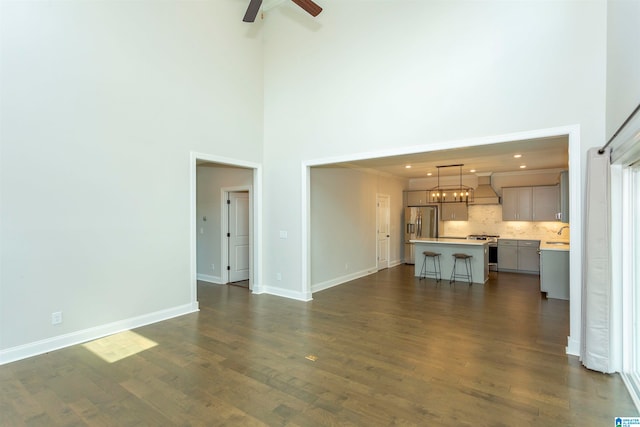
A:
[404,206,438,264]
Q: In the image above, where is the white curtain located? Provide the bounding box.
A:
[581,146,613,372]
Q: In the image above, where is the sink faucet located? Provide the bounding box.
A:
[557,225,569,235]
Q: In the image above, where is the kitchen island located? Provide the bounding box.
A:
[410,238,489,284]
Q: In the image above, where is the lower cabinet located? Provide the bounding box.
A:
[540,249,569,299]
[498,239,540,274]
[497,240,518,270]
[517,242,540,272]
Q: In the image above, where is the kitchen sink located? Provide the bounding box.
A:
[545,241,569,245]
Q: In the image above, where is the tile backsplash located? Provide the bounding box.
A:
[443,204,570,240]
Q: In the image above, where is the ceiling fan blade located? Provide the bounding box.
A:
[243,0,263,22]
[291,0,322,17]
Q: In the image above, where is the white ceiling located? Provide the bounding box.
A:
[317,135,569,179]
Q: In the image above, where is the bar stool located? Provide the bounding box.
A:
[419,251,441,282]
[450,253,473,285]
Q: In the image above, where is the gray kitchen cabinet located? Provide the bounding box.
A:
[406,190,429,206]
[503,185,563,222]
[540,249,569,299]
[532,185,560,221]
[559,170,569,222]
[441,203,468,221]
[497,239,518,270]
[502,187,533,221]
[517,240,540,273]
[498,239,540,273]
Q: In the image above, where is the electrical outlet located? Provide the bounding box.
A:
[211,263,215,271]
[51,311,63,325]
[276,273,282,281]
[345,263,349,270]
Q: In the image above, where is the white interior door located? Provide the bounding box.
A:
[228,191,249,282]
[377,194,390,270]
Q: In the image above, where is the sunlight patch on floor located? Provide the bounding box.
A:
[82,330,158,363]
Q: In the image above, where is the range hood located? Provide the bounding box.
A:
[470,175,500,205]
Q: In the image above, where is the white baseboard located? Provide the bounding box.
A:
[258,263,404,300]
[622,372,640,412]
[197,273,223,284]
[312,266,378,293]
[566,335,580,356]
[388,259,402,268]
[0,302,199,366]
[258,284,312,301]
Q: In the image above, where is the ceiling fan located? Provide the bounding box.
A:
[243,0,323,22]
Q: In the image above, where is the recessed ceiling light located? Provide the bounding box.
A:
[427,172,432,176]
[520,165,527,169]
[513,154,522,158]
[470,169,476,173]
[405,165,412,169]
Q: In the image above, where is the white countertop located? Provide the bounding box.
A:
[540,241,570,251]
[410,238,488,246]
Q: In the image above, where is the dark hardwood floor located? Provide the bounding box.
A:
[1,265,637,426]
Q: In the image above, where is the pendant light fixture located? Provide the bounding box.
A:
[428,164,474,204]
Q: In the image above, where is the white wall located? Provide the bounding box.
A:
[196,165,253,283]
[606,0,640,138]
[310,168,405,291]
[262,0,606,301]
[0,0,613,363]
[0,1,263,361]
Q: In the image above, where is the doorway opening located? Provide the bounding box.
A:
[190,152,262,305]
[303,125,581,354]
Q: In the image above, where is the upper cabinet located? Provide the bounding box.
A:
[405,190,467,220]
[406,190,429,206]
[503,185,562,221]
[559,171,569,223]
[502,187,532,221]
[532,186,560,221]
[441,203,468,221]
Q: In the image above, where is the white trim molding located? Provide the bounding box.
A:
[197,274,224,284]
[312,267,379,294]
[609,108,640,409]
[259,284,313,302]
[190,152,263,305]
[389,259,403,269]
[302,125,583,357]
[622,372,640,412]
[0,303,198,365]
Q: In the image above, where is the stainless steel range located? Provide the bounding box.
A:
[467,234,499,270]
[467,234,499,242]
